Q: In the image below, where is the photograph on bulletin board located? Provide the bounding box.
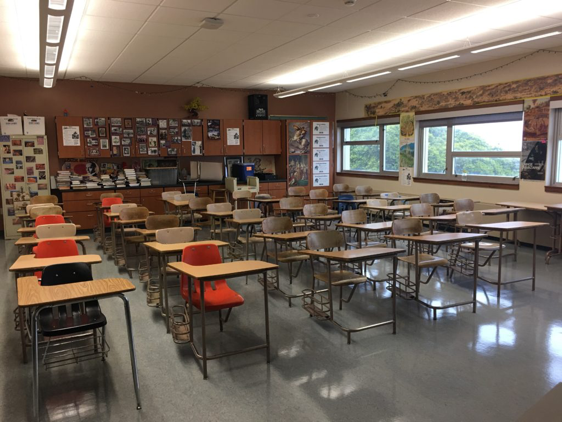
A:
[288,122,310,154]
[207,119,221,140]
[288,154,309,187]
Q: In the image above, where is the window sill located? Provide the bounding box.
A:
[337,171,399,181]
[545,186,562,193]
[414,177,519,190]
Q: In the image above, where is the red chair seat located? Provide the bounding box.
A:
[102,197,123,227]
[188,284,244,312]
[34,239,79,281]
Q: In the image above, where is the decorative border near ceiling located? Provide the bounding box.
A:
[364,73,562,117]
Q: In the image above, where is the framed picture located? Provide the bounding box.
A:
[172,136,181,144]
[192,119,202,126]
[181,119,191,126]
[89,148,100,157]
[169,118,179,127]
[121,138,131,146]
[98,127,107,137]
[139,143,147,154]
[182,126,192,142]
[112,146,120,156]
[288,154,309,186]
[83,117,93,127]
[169,128,179,136]
[148,137,157,147]
[111,126,122,134]
[124,118,133,128]
[146,118,156,126]
[100,139,109,149]
[136,118,146,126]
[110,117,122,126]
[158,119,167,129]
[147,127,157,135]
[207,119,221,140]
[137,126,147,135]
[111,135,120,146]
[148,148,159,156]
[95,117,106,127]
[137,135,147,143]
[288,121,310,154]
[87,138,99,146]
[225,157,242,178]
[159,130,167,141]
[123,146,131,156]
[167,148,178,155]
[123,129,134,138]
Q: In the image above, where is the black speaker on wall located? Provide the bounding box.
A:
[248,94,268,120]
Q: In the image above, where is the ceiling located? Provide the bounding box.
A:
[2,0,562,92]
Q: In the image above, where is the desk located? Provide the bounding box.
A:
[144,241,229,333]
[361,204,411,222]
[386,233,486,319]
[297,214,341,230]
[201,210,234,241]
[301,247,404,343]
[225,218,265,261]
[384,194,420,204]
[429,202,455,215]
[18,225,82,237]
[336,222,393,248]
[14,235,90,254]
[240,197,280,217]
[466,221,548,296]
[17,276,141,416]
[9,254,103,363]
[168,260,278,379]
[109,215,152,265]
[545,203,562,264]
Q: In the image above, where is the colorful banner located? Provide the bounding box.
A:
[521,97,549,181]
[399,113,415,186]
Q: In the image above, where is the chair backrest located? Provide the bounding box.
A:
[35,215,65,227]
[262,216,293,234]
[355,185,373,196]
[279,197,304,209]
[41,263,93,286]
[380,192,400,199]
[100,193,124,200]
[420,193,440,204]
[392,219,423,235]
[366,199,388,207]
[207,202,232,213]
[111,203,136,213]
[303,203,328,217]
[341,209,367,224]
[309,189,328,200]
[454,198,474,212]
[36,223,77,239]
[120,206,149,221]
[288,186,306,196]
[410,203,432,217]
[232,190,252,199]
[181,244,225,292]
[247,176,259,190]
[30,205,63,219]
[101,197,123,208]
[333,183,349,193]
[307,230,345,250]
[255,193,271,199]
[456,211,484,227]
[189,197,213,211]
[174,193,196,201]
[145,215,179,230]
[26,203,54,214]
[156,227,195,243]
[35,239,79,259]
[162,191,182,200]
[30,195,58,205]
[225,177,237,192]
[233,209,261,220]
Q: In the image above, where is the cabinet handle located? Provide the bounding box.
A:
[87,214,94,217]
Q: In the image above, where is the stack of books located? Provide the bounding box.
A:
[115,171,126,188]
[125,169,138,187]
[137,170,151,186]
[101,174,113,188]
[70,175,86,189]
[55,170,71,189]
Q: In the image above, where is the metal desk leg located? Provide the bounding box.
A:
[119,294,142,410]
[32,308,39,418]
[473,241,479,313]
[263,271,271,363]
[110,221,117,261]
[200,280,208,379]
[19,305,28,363]
[161,254,170,333]
[497,231,503,300]
[532,228,537,291]
[392,257,397,334]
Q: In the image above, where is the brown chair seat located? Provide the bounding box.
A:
[313,270,368,286]
[398,253,448,268]
[461,242,505,251]
[327,209,338,215]
[267,250,309,263]
[210,227,236,234]
[237,235,266,244]
[124,235,146,244]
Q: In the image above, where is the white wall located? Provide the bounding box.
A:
[335,51,562,245]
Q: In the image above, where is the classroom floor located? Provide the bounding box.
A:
[1,234,561,422]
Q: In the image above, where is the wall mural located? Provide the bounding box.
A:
[364,73,562,117]
[521,97,550,181]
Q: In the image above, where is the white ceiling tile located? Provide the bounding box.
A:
[490,16,562,32]
[237,33,297,48]
[113,0,161,5]
[191,29,249,44]
[451,0,517,6]
[87,0,156,20]
[409,2,486,22]
[256,20,321,37]
[161,0,237,12]
[223,0,301,20]
[171,39,231,58]
[216,14,273,32]
[364,0,447,18]
[375,17,442,34]
[139,22,199,38]
[81,15,145,34]
[306,0,382,10]
[327,10,401,31]
[150,7,211,26]
[279,5,354,26]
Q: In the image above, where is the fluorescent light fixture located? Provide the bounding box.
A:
[346,71,391,83]
[45,45,59,64]
[308,83,342,91]
[48,0,67,10]
[59,0,88,72]
[277,91,306,98]
[268,0,562,85]
[43,78,54,88]
[14,0,40,70]
[398,55,460,71]
[44,65,56,78]
[46,14,64,43]
[471,31,562,53]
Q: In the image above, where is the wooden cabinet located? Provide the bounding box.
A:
[69,211,98,230]
[243,120,281,155]
[140,188,164,214]
[62,191,100,230]
[56,116,85,159]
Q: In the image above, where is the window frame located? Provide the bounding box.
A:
[339,119,400,176]
[550,107,562,188]
[418,112,524,185]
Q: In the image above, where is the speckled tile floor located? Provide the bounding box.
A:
[1,233,561,422]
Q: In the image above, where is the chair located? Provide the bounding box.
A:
[207,202,236,241]
[34,215,66,238]
[231,209,263,261]
[333,184,351,195]
[180,244,244,332]
[278,197,305,229]
[100,193,124,200]
[30,195,58,205]
[232,190,252,210]
[302,203,330,230]
[156,227,195,244]
[36,223,76,239]
[102,197,123,227]
[111,203,137,214]
[34,239,80,279]
[26,203,54,214]
[380,192,400,199]
[118,207,150,278]
[365,199,388,222]
[189,197,213,229]
[420,193,440,204]
[341,209,385,249]
[262,217,309,305]
[307,231,368,310]
[174,194,196,225]
[30,205,63,219]
[146,215,179,231]
[355,185,374,199]
[336,194,357,214]
[310,189,338,214]
[162,191,182,214]
[288,186,306,197]
[454,198,474,212]
[38,263,107,365]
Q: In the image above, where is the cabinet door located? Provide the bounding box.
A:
[262,120,281,155]
[140,196,165,214]
[56,116,85,158]
[203,119,224,156]
[223,119,244,156]
[243,120,263,155]
[69,210,98,230]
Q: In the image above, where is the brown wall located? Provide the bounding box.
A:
[0,77,335,173]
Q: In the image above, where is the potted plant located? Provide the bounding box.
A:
[183,97,208,118]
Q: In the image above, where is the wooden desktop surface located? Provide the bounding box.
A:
[466,221,549,231]
[169,260,278,281]
[301,247,404,263]
[10,254,102,272]
[17,276,135,307]
[361,204,411,211]
[545,203,562,212]
[18,225,82,234]
[497,201,548,212]
[200,211,234,218]
[15,235,90,246]
[336,222,393,231]
[226,218,265,225]
[144,240,228,253]
[387,232,486,244]
[297,215,341,221]
[255,231,317,241]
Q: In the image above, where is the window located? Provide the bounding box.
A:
[551,109,562,187]
[340,123,399,175]
[419,112,523,183]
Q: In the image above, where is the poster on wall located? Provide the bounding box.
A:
[313,148,330,161]
[207,119,221,140]
[288,122,310,154]
[399,112,415,168]
[313,135,329,148]
[312,161,329,174]
[62,126,80,146]
[400,167,412,187]
[521,97,549,181]
[288,154,309,187]
[246,155,275,174]
[313,174,329,187]
[313,122,329,135]
[191,141,203,155]
[227,128,240,145]
[181,126,192,142]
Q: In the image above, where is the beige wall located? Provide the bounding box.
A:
[335,52,562,245]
